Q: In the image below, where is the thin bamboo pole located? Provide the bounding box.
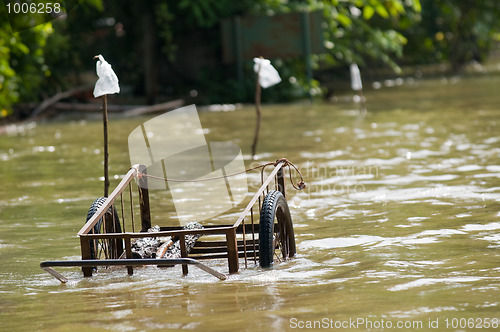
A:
[103,94,110,197]
[251,59,262,158]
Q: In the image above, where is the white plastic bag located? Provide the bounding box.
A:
[253,57,281,89]
[350,63,363,91]
[93,55,120,98]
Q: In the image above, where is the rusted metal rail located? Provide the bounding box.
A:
[41,258,227,282]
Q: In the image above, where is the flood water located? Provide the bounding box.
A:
[1,74,500,331]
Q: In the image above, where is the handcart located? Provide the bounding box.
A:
[41,159,305,282]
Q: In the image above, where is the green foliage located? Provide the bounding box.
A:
[326,0,419,72]
[91,0,422,104]
[250,0,420,73]
[0,0,103,117]
[2,0,499,113]
[0,27,17,116]
[0,11,54,116]
[402,0,500,71]
[177,0,234,28]
[194,57,321,104]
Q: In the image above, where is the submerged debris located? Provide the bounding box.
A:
[131,222,203,259]
[159,222,204,259]
[130,225,163,258]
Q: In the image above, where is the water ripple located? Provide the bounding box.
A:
[389,277,487,291]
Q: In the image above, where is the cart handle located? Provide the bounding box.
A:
[41,258,227,282]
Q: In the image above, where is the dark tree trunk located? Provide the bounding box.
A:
[143,7,158,105]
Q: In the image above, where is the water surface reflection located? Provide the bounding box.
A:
[1,75,500,330]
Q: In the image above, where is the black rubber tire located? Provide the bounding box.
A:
[85,197,123,260]
[259,191,296,268]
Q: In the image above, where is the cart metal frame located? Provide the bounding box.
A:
[41,160,295,282]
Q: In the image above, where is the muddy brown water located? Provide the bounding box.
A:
[1,75,500,331]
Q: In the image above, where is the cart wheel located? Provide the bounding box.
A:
[259,191,296,268]
[85,197,123,260]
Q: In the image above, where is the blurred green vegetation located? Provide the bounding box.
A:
[0,15,53,116]
[1,0,500,117]
[402,0,500,71]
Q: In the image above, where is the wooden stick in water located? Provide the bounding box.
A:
[103,94,110,197]
[251,61,262,158]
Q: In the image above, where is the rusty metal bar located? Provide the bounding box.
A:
[42,267,68,283]
[250,207,257,264]
[80,236,93,277]
[137,164,151,232]
[124,234,133,275]
[40,258,227,282]
[92,228,99,261]
[120,193,126,233]
[80,226,244,240]
[129,182,135,233]
[226,228,239,274]
[101,211,108,259]
[179,235,188,276]
[233,161,284,228]
[79,166,139,236]
[277,166,286,198]
[112,203,117,233]
[242,218,247,268]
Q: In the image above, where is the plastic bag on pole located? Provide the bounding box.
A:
[350,63,363,91]
[253,58,281,89]
[93,55,120,98]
